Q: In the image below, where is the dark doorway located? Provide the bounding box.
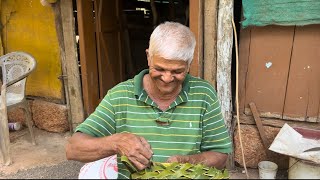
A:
[75,0,190,116]
[122,0,190,79]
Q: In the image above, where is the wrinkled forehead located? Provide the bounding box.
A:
[150,55,189,70]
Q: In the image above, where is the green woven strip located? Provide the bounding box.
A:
[120,156,139,173]
[242,0,320,28]
[121,156,229,179]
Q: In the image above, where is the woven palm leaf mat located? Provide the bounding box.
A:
[121,156,229,179]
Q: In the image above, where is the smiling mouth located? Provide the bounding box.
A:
[160,82,174,87]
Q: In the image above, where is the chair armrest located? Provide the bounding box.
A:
[5,73,29,88]
[0,53,36,89]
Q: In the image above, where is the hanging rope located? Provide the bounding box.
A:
[231,18,249,179]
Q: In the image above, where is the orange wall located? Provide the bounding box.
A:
[1,0,62,99]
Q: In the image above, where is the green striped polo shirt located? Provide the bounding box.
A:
[76,69,232,179]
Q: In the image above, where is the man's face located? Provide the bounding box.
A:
[147,52,189,95]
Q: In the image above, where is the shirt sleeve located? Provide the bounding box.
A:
[201,96,232,154]
[75,92,116,137]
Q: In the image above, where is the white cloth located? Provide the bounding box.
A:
[78,155,118,179]
[269,123,320,164]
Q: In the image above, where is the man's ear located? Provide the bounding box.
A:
[146,49,151,66]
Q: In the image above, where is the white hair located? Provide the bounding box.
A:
[148,21,196,65]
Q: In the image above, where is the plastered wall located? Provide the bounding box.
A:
[0,0,62,100]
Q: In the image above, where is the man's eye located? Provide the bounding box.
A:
[156,68,164,72]
[173,71,183,74]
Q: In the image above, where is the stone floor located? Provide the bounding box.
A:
[229,166,288,179]
[0,127,83,179]
[0,127,288,179]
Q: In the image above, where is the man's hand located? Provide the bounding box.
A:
[65,132,153,167]
[166,151,228,169]
[166,155,184,163]
[112,133,153,171]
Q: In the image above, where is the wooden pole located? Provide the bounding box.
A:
[52,1,72,131]
[249,103,271,154]
[0,85,11,165]
[150,0,158,27]
[216,0,234,169]
[203,0,218,89]
[189,0,204,78]
[60,0,85,131]
[217,0,234,136]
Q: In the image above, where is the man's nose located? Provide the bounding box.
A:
[161,71,174,83]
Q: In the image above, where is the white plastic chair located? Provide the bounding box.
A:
[0,51,37,165]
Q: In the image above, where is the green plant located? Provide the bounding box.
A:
[121,156,229,179]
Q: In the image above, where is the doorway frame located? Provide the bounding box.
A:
[76,0,203,116]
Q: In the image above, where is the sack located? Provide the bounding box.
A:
[78,155,118,179]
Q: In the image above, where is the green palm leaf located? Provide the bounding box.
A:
[121,156,229,179]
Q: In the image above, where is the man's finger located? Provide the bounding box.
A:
[134,153,150,167]
[139,137,153,158]
[129,156,148,171]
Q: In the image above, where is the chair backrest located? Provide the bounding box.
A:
[0,52,36,97]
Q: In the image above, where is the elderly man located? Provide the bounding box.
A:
[66,21,232,179]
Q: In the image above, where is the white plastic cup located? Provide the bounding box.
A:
[258,161,278,179]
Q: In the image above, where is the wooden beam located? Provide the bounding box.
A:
[189,0,203,78]
[0,85,11,165]
[60,0,85,131]
[150,0,158,27]
[319,99,320,122]
[238,27,251,114]
[203,0,218,89]
[216,0,234,170]
[249,102,270,149]
[52,1,71,130]
[238,114,320,130]
[52,1,66,105]
[216,0,234,130]
[76,0,99,116]
[0,1,4,55]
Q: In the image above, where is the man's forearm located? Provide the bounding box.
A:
[65,132,117,163]
[167,151,228,169]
